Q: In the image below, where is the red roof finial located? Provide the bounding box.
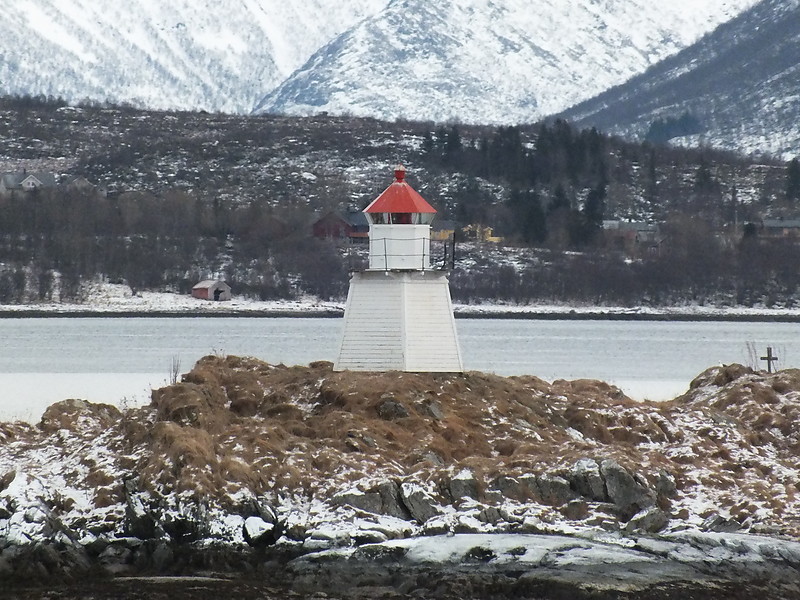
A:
[364,164,437,215]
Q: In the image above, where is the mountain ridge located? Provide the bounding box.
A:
[559,0,800,158]
[256,0,759,123]
[0,0,387,113]
[0,0,755,121]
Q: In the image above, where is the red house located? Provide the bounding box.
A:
[312,211,370,242]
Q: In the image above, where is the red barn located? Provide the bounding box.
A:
[191,280,232,301]
[312,211,370,242]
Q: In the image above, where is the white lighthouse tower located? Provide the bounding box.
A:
[334,165,463,372]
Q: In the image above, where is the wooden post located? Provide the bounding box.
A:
[760,346,778,373]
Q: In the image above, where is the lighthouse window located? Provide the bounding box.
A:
[391,213,412,224]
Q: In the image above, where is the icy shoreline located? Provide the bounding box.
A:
[1,282,800,321]
[8,531,800,599]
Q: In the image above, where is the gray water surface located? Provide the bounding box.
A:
[2,317,797,421]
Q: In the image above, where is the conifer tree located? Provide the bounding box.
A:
[786,158,800,204]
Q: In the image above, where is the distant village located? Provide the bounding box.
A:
[3,163,800,308]
[310,206,800,258]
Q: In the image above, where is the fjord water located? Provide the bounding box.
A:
[2,317,799,422]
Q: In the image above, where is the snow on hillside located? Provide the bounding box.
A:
[560,0,800,160]
[0,0,386,112]
[1,0,755,121]
[257,0,759,123]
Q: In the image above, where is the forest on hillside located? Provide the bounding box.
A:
[1,95,799,307]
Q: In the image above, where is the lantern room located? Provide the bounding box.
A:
[363,165,436,270]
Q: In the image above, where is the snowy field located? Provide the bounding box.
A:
[4,281,800,319]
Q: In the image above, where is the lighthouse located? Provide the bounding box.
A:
[334,165,463,372]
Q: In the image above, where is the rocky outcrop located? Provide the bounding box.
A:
[600,458,657,519]
[321,457,671,539]
[400,483,441,523]
[2,357,800,592]
[569,457,607,501]
[286,532,800,600]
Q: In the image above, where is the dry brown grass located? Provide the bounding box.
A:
[14,355,799,534]
[121,356,672,501]
[39,399,121,435]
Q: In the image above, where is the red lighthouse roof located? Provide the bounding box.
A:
[363,165,437,214]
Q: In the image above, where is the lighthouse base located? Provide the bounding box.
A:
[334,271,463,372]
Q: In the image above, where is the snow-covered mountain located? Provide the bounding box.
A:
[0,0,387,113]
[1,0,754,120]
[256,0,759,123]
[559,0,800,159]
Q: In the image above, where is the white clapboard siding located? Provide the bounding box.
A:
[334,271,463,372]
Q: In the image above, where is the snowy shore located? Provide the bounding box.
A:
[2,282,800,320]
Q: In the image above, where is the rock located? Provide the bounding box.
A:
[465,546,496,562]
[0,555,11,578]
[655,469,677,498]
[561,499,590,520]
[0,470,16,493]
[483,489,504,504]
[352,529,388,545]
[537,474,577,506]
[377,397,410,420]
[599,459,655,519]
[494,476,526,501]
[421,518,451,536]
[703,512,742,533]
[375,481,412,520]
[453,514,487,533]
[123,479,161,540]
[518,474,542,499]
[98,541,135,575]
[332,488,383,514]
[82,534,111,557]
[253,499,278,523]
[569,458,607,501]
[284,520,310,542]
[148,540,174,571]
[449,469,479,501]
[478,506,503,524]
[243,516,279,546]
[495,474,541,502]
[400,483,440,523]
[418,399,444,420]
[332,482,412,520]
[584,514,620,531]
[304,528,351,550]
[625,506,669,533]
[161,501,209,543]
